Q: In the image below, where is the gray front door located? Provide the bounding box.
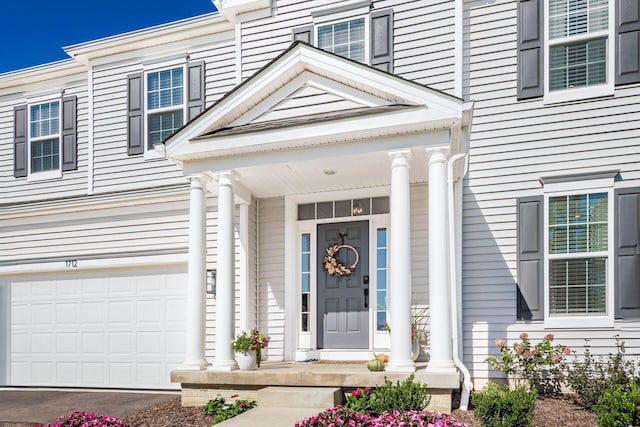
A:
[317,221,369,349]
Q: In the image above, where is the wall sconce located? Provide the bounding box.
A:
[206,269,217,297]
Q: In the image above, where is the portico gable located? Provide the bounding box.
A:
[163,42,473,375]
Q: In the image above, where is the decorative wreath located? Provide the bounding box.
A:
[323,244,359,277]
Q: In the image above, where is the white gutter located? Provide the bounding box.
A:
[448,152,473,410]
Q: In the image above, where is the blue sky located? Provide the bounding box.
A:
[0,1,217,74]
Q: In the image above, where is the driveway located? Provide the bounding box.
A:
[0,389,178,426]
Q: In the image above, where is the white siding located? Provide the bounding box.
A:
[239,0,456,93]
[463,0,640,386]
[257,197,286,361]
[410,183,429,306]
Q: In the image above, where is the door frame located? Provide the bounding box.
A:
[285,188,391,360]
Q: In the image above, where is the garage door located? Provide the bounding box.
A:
[9,266,187,389]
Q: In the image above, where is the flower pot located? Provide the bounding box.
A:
[411,339,420,361]
[235,350,257,371]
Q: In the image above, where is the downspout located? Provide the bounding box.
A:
[448,152,473,410]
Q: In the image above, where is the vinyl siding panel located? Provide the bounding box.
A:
[463,0,640,385]
[239,0,455,94]
[257,197,286,361]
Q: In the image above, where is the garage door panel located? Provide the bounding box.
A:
[10,268,187,389]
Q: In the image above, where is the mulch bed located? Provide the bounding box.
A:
[122,394,598,427]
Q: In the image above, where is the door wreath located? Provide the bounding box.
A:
[323,244,359,277]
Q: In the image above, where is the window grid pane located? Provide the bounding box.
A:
[376,228,388,331]
[550,39,607,90]
[549,0,608,39]
[31,138,59,172]
[549,192,608,254]
[317,18,366,62]
[549,258,606,314]
[148,110,184,148]
[147,68,184,110]
[30,101,59,139]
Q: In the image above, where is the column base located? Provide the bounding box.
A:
[178,359,210,371]
[425,361,457,374]
[209,360,239,371]
[386,359,416,373]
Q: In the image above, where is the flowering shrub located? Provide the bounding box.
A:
[486,332,569,394]
[232,328,270,366]
[203,395,257,425]
[36,411,126,427]
[343,375,430,416]
[294,406,468,427]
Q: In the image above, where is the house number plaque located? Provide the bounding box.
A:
[65,260,78,268]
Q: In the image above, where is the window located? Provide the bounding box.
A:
[548,193,609,315]
[547,0,610,92]
[29,101,60,174]
[376,228,388,331]
[317,18,366,62]
[146,67,185,149]
[300,234,311,332]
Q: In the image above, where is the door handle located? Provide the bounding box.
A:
[364,288,369,308]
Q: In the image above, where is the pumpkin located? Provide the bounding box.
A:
[367,358,385,371]
[375,353,390,363]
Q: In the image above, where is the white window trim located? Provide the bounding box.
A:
[143,63,187,160]
[26,98,62,182]
[543,179,615,329]
[314,15,370,64]
[543,0,615,104]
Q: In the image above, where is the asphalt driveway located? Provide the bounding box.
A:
[0,389,178,426]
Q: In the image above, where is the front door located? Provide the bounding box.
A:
[317,221,369,349]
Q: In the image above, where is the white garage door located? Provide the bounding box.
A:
[9,266,187,389]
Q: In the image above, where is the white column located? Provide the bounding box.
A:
[426,148,456,372]
[179,175,209,370]
[211,172,239,371]
[386,150,415,373]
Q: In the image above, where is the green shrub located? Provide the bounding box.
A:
[343,374,430,416]
[566,337,639,410]
[472,383,536,427]
[203,396,256,425]
[594,382,640,427]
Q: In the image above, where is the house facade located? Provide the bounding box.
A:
[1,0,639,393]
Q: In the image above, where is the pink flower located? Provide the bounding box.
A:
[544,333,554,341]
[519,332,528,340]
[351,389,360,397]
[495,338,506,349]
[564,347,571,355]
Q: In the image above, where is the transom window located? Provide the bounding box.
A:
[146,67,184,149]
[317,18,366,62]
[547,0,609,91]
[29,101,60,173]
[548,193,608,315]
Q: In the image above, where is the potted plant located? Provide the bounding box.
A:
[232,328,270,370]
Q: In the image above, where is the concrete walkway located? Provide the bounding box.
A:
[217,406,325,427]
[0,389,178,426]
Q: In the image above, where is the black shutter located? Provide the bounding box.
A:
[517,0,544,99]
[61,95,77,171]
[615,0,640,85]
[292,25,314,44]
[517,196,544,320]
[13,105,27,178]
[370,8,394,73]
[187,61,205,121]
[615,188,640,319]
[127,72,144,155]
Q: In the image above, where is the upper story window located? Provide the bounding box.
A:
[29,101,60,174]
[547,0,610,92]
[146,67,185,149]
[317,18,366,62]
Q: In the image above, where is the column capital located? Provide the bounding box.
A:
[187,173,211,188]
[426,147,449,165]
[388,149,412,170]
[212,170,239,188]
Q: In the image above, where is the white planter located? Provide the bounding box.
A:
[235,351,257,371]
[411,339,420,361]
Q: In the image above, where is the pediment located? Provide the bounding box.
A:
[164,42,466,162]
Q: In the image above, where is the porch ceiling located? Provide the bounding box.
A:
[227,146,432,199]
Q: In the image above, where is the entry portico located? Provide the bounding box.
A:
[164,42,472,377]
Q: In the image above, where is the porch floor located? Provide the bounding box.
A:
[172,361,460,412]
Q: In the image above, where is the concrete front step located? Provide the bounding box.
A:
[216,407,325,427]
[257,386,342,409]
